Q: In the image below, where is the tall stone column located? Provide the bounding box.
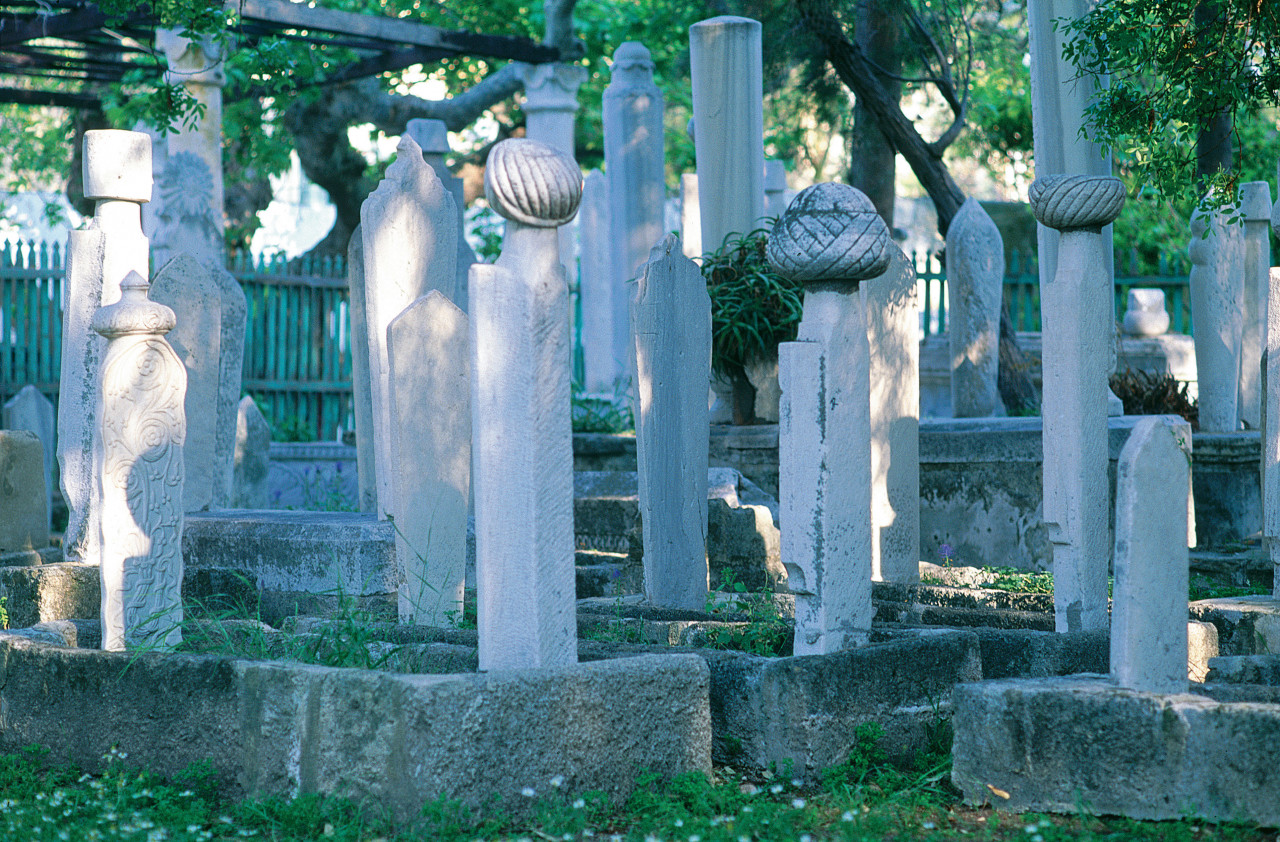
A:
[1239,181,1272,430]
[604,41,666,393]
[470,139,582,670]
[946,198,1005,417]
[59,130,151,566]
[579,171,615,392]
[93,271,186,651]
[690,16,765,251]
[1265,185,1280,594]
[1029,174,1126,633]
[1189,199,1245,432]
[768,183,891,655]
[520,62,586,268]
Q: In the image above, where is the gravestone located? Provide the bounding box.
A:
[93,272,185,651]
[0,431,48,554]
[1029,174,1126,633]
[769,183,891,655]
[690,16,765,250]
[233,396,271,509]
[945,198,1004,417]
[680,174,702,259]
[863,245,920,583]
[604,41,665,394]
[3,385,55,531]
[1266,263,1280,592]
[632,233,711,609]
[1239,181,1272,430]
[1111,415,1191,695]
[346,225,376,513]
[470,138,582,670]
[1189,200,1245,432]
[579,170,617,392]
[1122,289,1170,337]
[59,130,151,565]
[763,160,787,221]
[405,118,475,310]
[386,291,470,625]
[359,136,458,521]
[520,62,587,267]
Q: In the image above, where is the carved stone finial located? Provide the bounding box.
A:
[83,130,152,203]
[766,182,891,284]
[484,138,582,228]
[1028,174,1125,231]
[612,42,655,80]
[92,271,177,339]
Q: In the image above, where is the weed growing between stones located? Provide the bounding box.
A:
[571,381,635,434]
[703,570,791,656]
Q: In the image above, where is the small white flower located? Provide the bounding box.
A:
[572,798,585,809]
[769,783,784,794]
[1032,836,1044,842]
[550,774,566,788]
[800,835,813,842]
[741,805,753,814]
[791,797,806,809]
[841,811,855,822]
[922,822,936,830]
[1024,826,1037,835]
[674,818,684,827]
[791,778,803,788]
[521,787,536,798]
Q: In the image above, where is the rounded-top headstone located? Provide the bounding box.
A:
[405,119,450,156]
[766,182,891,284]
[612,41,655,76]
[83,130,152,203]
[92,271,176,339]
[1240,181,1273,221]
[1028,174,1125,231]
[689,15,761,38]
[484,138,582,228]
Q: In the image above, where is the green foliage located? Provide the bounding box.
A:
[571,383,634,434]
[987,567,1055,595]
[1109,368,1199,429]
[703,570,792,657]
[701,227,803,384]
[0,596,7,630]
[1188,576,1270,603]
[272,415,315,443]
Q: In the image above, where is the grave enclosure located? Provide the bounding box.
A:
[2,8,1280,829]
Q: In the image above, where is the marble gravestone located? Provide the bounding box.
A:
[470,138,582,671]
[632,233,711,609]
[233,396,271,509]
[405,118,475,311]
[93,272,186,652]
[945,198,1005,417]
[3,385,55,531]
[579,170,616,393]
[769,183,892,655]
[1239,181,1272,430]
[0,431,48,554]
[346,225,376,514]
[1188,199,1245,433]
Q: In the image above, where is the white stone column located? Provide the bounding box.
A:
[1029,174,1126,633]
[690,16,765,251]
[604,41,666,394]
[945,198,1005,417]
[1189,199,1245,432]
[360,136,458,521]
[863,245,920,583]
[768,183,891,655]
[633,234,711,608]
[1111,415,1191,695]
[579,170,616,392]
[406,118,476,311]
[763,160,787,221]
[1239,181,1272,430]
[521,62,586,268]
[3,385,55,532]
[93,271,186,651]
[59,130,151,565]
[470,139,582,670]
[680,174,702,259]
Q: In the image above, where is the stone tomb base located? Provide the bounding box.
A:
[951,675,1280,824]
[0,633,710,818]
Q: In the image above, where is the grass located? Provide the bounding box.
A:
[0,737,1272,841]
[925,565,1272,604]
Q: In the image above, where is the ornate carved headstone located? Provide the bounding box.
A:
[1188,198,1245,432]
[1028,173,1126,633]
[1111,415,1192,695]
[1239,181,1272,430]
[3,385,56,531]
[470,138,582,670]
[769,183,891,655]
[233,395,271,509]
[945,198,1004,417]
[387,291,470,625]
[59,129,151,565]
[93,271,186,651]
[632,233,711,608]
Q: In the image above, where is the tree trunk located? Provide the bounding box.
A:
[849,0,899,229]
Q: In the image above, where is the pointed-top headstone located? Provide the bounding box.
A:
[3,385,55,532]
[946,198,1004,418]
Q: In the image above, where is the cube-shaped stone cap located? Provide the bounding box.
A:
[406,119,450,156]
[92,272,175,339]
[485,138,582,228]
[766,183,890,284]
[83,130,152,203]
[1028,174,1124,231]
[1240,181,1272,221]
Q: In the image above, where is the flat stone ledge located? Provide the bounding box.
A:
[0,634,711,819]
[1190,596,1280,656]
[952,675,1280,824]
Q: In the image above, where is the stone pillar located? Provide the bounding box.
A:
[1239,181,1272,430]
[59,129,151,566]
[148,30,225,269]
[863,245,920,583]
[1188,199,1245,432]
[763,160,787,221]
[633,234,711,608]
[346,226,376,514]
[387,291,470,625]
[604,41,666,394]
[360,136,458,521]
[690,16,765,251]
[1270,185,1280,593]
[1111,415,1191,695]
[1029,174,1126,633]
[680,174,702,259]
[3,385,55,532]
[470,139,582,670]
[405,118,476,311]
[945,198,1005,417]
[579,170,616,392]
[0,431,48,555]
[768,183,891,655]
[93,271,186,651]
[233,396,271,509]
[520,62,586,267]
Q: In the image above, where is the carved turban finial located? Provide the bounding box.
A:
[1028,174,1125,231]
[485,138,583,228]
[92,271,176,339]
[766,183,891,285]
